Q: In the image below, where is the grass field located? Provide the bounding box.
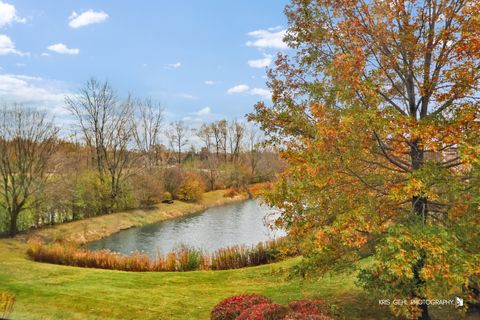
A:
[1,238,391,320]
[0,189,464,319]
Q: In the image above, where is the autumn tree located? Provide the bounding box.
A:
[0,105,58,236]
[249,1,480,319]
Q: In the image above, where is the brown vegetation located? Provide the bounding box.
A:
[27,237,294,272]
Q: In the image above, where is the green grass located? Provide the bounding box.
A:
[0,189,464,319]
[0,239,391,320]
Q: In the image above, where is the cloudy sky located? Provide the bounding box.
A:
[0,0,290,125]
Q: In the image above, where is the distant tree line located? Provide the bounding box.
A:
[0,78,283,237]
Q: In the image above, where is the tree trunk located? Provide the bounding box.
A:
[8,210,18,237]
[410,141,430,320]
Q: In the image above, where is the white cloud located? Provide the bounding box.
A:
[47,43,79,55]
[248,53,273,68]
[0,1,26,28]
[41,52,50,56]
[15,62,26,67]
[227,84,250,94]
[68,10,109,28]
[176,93,196,99]
[0,34,27,56]
[226,84,271,100]
[165,62,181,69]
[194,107,211,116]
[250,88,271,100]
[204,80,215,85]
[0,74,70,113]
[246,28,287,49]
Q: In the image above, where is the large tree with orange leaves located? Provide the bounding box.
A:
[249,1,480,319]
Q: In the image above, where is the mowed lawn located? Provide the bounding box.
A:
[0,238,389,320]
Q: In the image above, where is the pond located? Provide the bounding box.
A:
[87,199,285,257]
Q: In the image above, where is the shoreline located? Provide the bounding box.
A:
[20,189,250,245]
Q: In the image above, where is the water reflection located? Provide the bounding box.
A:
[87,200,285,257]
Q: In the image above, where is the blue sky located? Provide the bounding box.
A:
[0,0,290,125]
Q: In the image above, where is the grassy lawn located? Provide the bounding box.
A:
[0,239,391,320]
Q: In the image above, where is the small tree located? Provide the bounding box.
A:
[0,105,58,236]
[166,121,189,164]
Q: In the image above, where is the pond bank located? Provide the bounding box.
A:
[21,189,249,245]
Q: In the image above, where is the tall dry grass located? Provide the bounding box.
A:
[0,291,15,319]
[27,238,294,272]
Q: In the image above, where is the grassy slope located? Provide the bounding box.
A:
[0,239,389,320]
[0,189,461,319]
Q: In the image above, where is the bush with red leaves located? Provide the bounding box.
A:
[210,294,272,320]
[237,303,288,320]
[287,300,329,317]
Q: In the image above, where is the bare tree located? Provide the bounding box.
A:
[210,120,228,163]
[244,124,264,178]
[196,123,219,190]
[66,78,134,211]
[133,98,163,168]
[228,120,245,163]
[0,105,58,236]
[166,121,189,164]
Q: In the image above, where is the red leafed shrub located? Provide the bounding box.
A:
[237,303,288,320]
[210,294,272,320]
[283,313,332,320]
[287,300,329,317]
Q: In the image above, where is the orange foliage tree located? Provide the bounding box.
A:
[249,1,479,319]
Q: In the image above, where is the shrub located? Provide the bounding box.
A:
[177,173,205,202]
[210,294,272,320]
[163,167,185,197]
[130,169,164,207]
[74,170,111,217]
[0,291,15,319]
[237,303,288,320]
[163,191,173,201]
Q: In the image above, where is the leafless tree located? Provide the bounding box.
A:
[244,124,264,178]
[66,78,134,210]
[133,98,163,168]
[196,123,219,190]
[166,121,189,164]
[228,120,245,163]
[211,120,228,163]
[0,105,58,236]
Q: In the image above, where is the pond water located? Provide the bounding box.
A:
[87,199,285,257]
